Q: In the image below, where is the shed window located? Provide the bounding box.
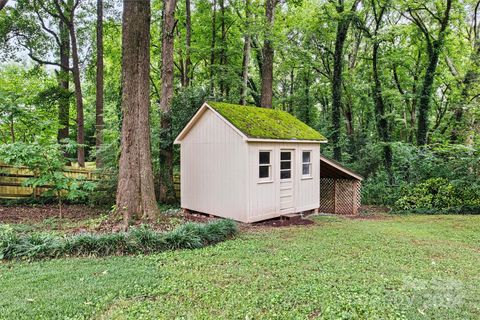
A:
[302,151,312,177]
[280,151,292,179]
[259,151,271,180]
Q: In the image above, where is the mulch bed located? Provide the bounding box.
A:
[0,204,105,224]
[0,203,391,233]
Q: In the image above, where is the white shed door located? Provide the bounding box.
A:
[279,150,294,213]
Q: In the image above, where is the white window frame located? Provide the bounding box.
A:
[258,150,273,183]
[280,150,293,180]
[301,150,312,179]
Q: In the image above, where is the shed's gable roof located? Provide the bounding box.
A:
[207,101,326,141]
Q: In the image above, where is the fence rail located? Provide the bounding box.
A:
[0,164,181,200]
[0,164,96,199]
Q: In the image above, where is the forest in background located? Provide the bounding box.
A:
[0,0,479,221]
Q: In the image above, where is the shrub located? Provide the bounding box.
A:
[0,142,96,215]
[0,219,238,260]
[393,178,480,213]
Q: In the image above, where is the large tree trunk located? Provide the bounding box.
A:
[415,0,452,146]
[57,19,70,144]
[184,0,192,87]
[209,0,217,96]
[117,0,159,227]
[240,0,251,105]
[331,0,358,161]
[159,0,177,204]
[95,0,104,168]
[260,0,276,108]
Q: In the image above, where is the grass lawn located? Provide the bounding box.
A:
[1,214,479,319]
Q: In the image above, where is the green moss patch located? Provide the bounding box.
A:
[207,101,326,141]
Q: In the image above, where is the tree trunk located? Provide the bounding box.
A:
[69,21,85,167]
[372,42,393,184]
[331,0,357,161]
[260,0,276,108]
[416,0,452,146]
[240,0,251,105]
[57,19,70,144]
[159,0,177,204]
[451,1,480,142]
[209,0,217,96]
[219,0,227,96]
[288,69,294,113]
[117,0,159,227]
[95,0,104,168]
[185,0,192,87]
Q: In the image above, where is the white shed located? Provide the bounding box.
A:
[174,101,327,223]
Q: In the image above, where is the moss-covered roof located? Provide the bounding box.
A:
[207,101,326,141]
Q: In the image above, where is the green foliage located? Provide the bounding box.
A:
[208,101,326,141]
[0,219,238,260]
[394,178,480,212]
[0,142,96,208]
[361,143,480,208]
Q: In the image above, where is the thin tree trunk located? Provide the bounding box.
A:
[9,114,14,142]
[373,42,393,184]
[260,0,276,108]
[95,0,104,168]
[53,0,84,165]
[185,0,192,87]
[210,0,217,96]
[451,1,480,142]
[415,0,452,146]
[240,0,251,105]
[159,0,177,204]
[117,0,159,227]
[289,69,294,113]
[69,22,85,167]
[331,0,358,161]
[57,19,70,144]
[219,0,227,96]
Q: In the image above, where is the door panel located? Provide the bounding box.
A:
[279,150,294,213]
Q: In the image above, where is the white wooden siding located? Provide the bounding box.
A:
[247,143,320,222]
[180,108,248,221]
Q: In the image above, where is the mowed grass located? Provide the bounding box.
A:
[1,215,480,319]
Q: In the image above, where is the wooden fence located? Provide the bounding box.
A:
[0,164,96,199]
[0,164,180,200]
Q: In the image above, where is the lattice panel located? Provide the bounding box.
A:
[319,178,361,215]
[319,178,335,213]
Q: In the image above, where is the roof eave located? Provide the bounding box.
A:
[320,155,364,181]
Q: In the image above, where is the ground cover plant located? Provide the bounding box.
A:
[0,219,237,260]
[0,214,479,319]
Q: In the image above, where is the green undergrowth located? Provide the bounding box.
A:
[0,219,237,260]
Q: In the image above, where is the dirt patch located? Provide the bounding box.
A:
[0,204,105,224]
[358,205,391,215]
